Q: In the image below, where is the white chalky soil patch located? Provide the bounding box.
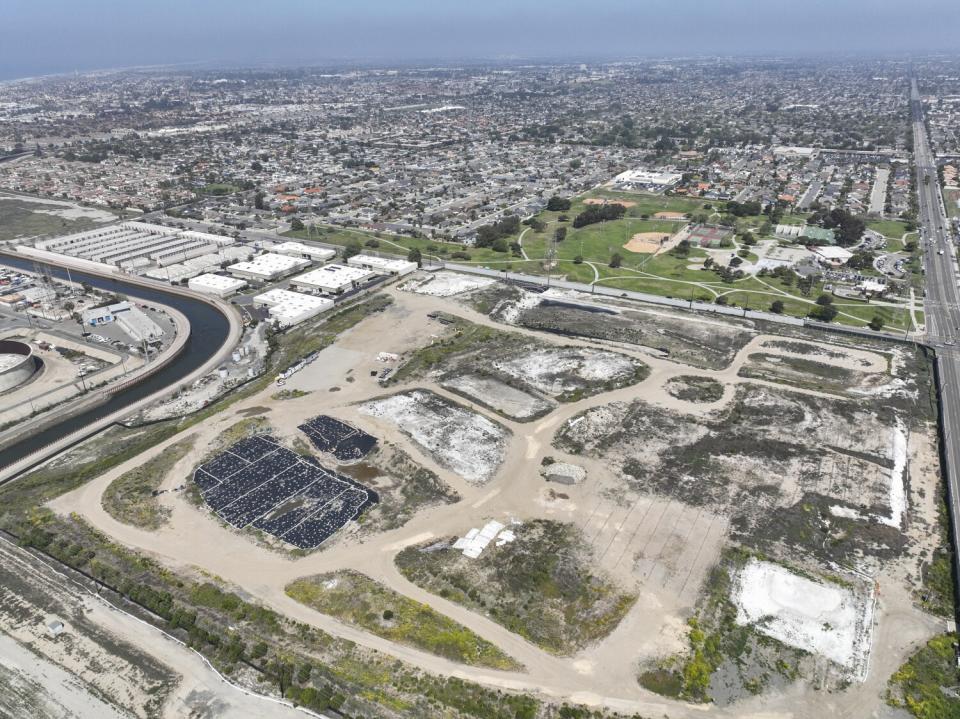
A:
[360,390,508,484]
[732,559,874,678]
[830,421,907,528]
[881,421,908,529]
[494,348,637,396]
[402,272,496,297]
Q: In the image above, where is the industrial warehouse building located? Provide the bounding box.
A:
[290,264,374,295]
[81,301,164,342]
[188,273,249,298]
[227,253,311,282]
[34,222,234,269]
[346,254,417,276]
[272,241,337,262]
[142,245,250,283]
[253,288,334,326]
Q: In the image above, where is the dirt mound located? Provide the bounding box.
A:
[623,232,669,253]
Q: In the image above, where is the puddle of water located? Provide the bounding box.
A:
[338,462,381,483]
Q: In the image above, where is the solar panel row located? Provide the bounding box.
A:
[192,434,378,550]
[298,415,377,462]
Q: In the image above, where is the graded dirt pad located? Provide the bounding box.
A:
[583,198,636,207]
[556,384,910,566]
[496,289,754,369]
[392,313,648,405]
[0,632,131,719]
[732,559,874,678]
[623,232,670,254]
[640,549,837,706]
[441,373,555,420]
[492,346,648,401]
[395,519,636,655]
[359,389,509,484]
[400,272,496,297]
[739,351,900,398]
[654,211,687,219]
[758,338,887,371]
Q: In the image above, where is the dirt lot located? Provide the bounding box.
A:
[0,537,304,719]
[360,389,510,484]
[395,519,636,656]
[623,232,670,253]
[583,198,636,208]
[486,287,755,370]
[38,274,949,719]
[390,313,649,410]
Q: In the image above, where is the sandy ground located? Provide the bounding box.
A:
[583,198,636,208]
[0,192,117,223]
[48,280,947,718]
[622,232,670,254]
[733,559,873,674]
[653,211,687,220]
[0,536,305,719]
[401,272,496,297]
[0,632,130,719]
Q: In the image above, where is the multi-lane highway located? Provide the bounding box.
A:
[912,77,960,620]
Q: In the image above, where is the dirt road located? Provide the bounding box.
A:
[50,282,945,718]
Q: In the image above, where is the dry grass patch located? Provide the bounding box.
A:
[395,519,636,655]
[101,435,197,529]
[286,570,521,670]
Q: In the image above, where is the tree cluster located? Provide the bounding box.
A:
[725,200,762,217]
[845,250,875,271]
[812,208,866,247]
[475,215,520,248]
[572,203,626,228]
[546,196,571,211]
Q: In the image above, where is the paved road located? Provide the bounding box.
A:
[912,77,960,624]
[869,167,890,216]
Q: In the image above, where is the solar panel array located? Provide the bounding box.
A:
[298,415,377,462]
[194,435,378,549]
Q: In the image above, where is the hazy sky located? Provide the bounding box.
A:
[2,0,959,80]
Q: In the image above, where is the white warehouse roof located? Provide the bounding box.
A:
[272,241,336,261]
[253,288,334,327]
[228,253,310,280]
[188,273,248,297]
[291,264,374,293]
[346,254,417,276]
[180,230,235,247]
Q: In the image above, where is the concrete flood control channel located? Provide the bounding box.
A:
[0,253,233,476]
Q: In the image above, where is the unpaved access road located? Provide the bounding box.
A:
[0,536,309,719]
[51,283,946,719]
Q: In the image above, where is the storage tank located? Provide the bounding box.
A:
[0,339,38,393]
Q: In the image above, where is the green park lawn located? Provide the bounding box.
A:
[282,192,916,330]
[867,219,913,239]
